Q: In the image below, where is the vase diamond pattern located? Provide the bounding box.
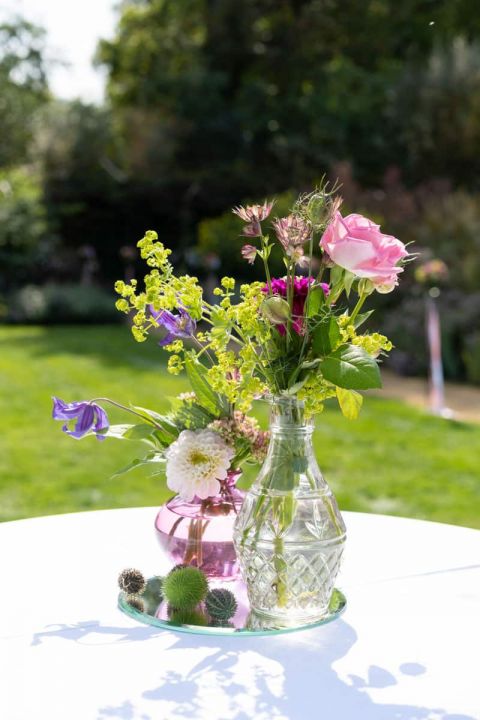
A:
[233,397,346,625]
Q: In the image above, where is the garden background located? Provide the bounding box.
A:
[0,0,479,527]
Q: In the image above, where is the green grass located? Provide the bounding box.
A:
[0,325,479,528]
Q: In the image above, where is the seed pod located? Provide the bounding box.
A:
[126,595,145,613]
[118,568,146,595]
[205,588,238,621]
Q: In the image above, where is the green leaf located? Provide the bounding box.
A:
[343,271,355,297]
[353,310,374,329]
[111,452,164,478]
[184,354,225,415]
[286,378,309,394]
[320,344,382,390]
[102,424,134,439]
[306,285,326,318]
[330,265,344,288]
[336,387,363,419]
[123,423,157,440]
[312,317,341,356]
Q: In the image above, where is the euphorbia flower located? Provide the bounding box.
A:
[262,277,329,335]
[52,397,109,440]
[151,308,196,346]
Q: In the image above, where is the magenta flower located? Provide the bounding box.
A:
[151,308,196,346]
[262,277,329,335]
[232,200,274,224]
[52,397,109,440]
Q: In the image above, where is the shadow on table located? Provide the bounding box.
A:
[31,620,164,646]
[78,619,472,720]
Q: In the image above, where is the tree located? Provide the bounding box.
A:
[0,17,49,167]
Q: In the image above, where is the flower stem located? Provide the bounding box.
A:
[261,235,273,295]
[90,397,164,429]
[349,293,368,324]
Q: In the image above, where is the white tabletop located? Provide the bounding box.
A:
[1,508,479,720]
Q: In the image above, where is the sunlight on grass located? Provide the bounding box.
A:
[0,325,479,527]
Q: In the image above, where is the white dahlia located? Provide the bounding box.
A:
[165,429,235,502]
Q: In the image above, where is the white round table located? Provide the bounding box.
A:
[1,508,479,720]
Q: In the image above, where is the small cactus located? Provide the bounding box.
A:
[126,595,145,613]
[205,588,238,621]
[162,566,208,610]
[168,607,208,626]
[118,568,146,595]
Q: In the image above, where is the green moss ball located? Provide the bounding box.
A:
[169,607,208,626]
[205,588,238,621]
[162,566,208,609]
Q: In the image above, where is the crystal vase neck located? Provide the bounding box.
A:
[256,396,325,495]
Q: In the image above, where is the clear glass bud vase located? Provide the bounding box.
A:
[233,397,346,625]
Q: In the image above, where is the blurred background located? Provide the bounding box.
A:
[0,0,479,526]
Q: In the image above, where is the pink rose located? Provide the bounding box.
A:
[320,212,408,291]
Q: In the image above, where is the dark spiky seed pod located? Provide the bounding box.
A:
[169,607,208,626]
[167,563,189,576]
[126,595,145,613]
[118,568,146,595]
[208,618,235,629]
[205,589,238,621]
[162,566,208,610]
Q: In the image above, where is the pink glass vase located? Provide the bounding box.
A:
[154,470,244,580]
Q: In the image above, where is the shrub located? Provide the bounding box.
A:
[7,283,120,324]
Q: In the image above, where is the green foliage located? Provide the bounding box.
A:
[162,566,208,609]
[0,18,49,167]
[7,283,119,324]
[320,344,382,390]
[197,190,296,278]
[0,166,52,291]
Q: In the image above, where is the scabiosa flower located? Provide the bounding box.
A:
[232,200,274,224]
[262,278,329,335]
[241,244,257,264]
[52,397,109,440]
[150,308,196,346]
[165,429,235,502]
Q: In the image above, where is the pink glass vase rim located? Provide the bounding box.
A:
[188,468,241,504]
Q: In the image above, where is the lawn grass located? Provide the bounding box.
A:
[0,324,479,528]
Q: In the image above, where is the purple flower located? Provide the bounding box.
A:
[151,308,196,346]
[52,397,109,440]
[262,277,329,335]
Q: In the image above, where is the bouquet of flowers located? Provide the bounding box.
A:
[53,180,409,613]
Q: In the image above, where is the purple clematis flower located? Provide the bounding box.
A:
[52,397,109,441]
[151,308,196,346]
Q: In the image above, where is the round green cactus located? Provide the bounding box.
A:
[169,607,208,626]
[205,588,238,621]
[162,566,208,609]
